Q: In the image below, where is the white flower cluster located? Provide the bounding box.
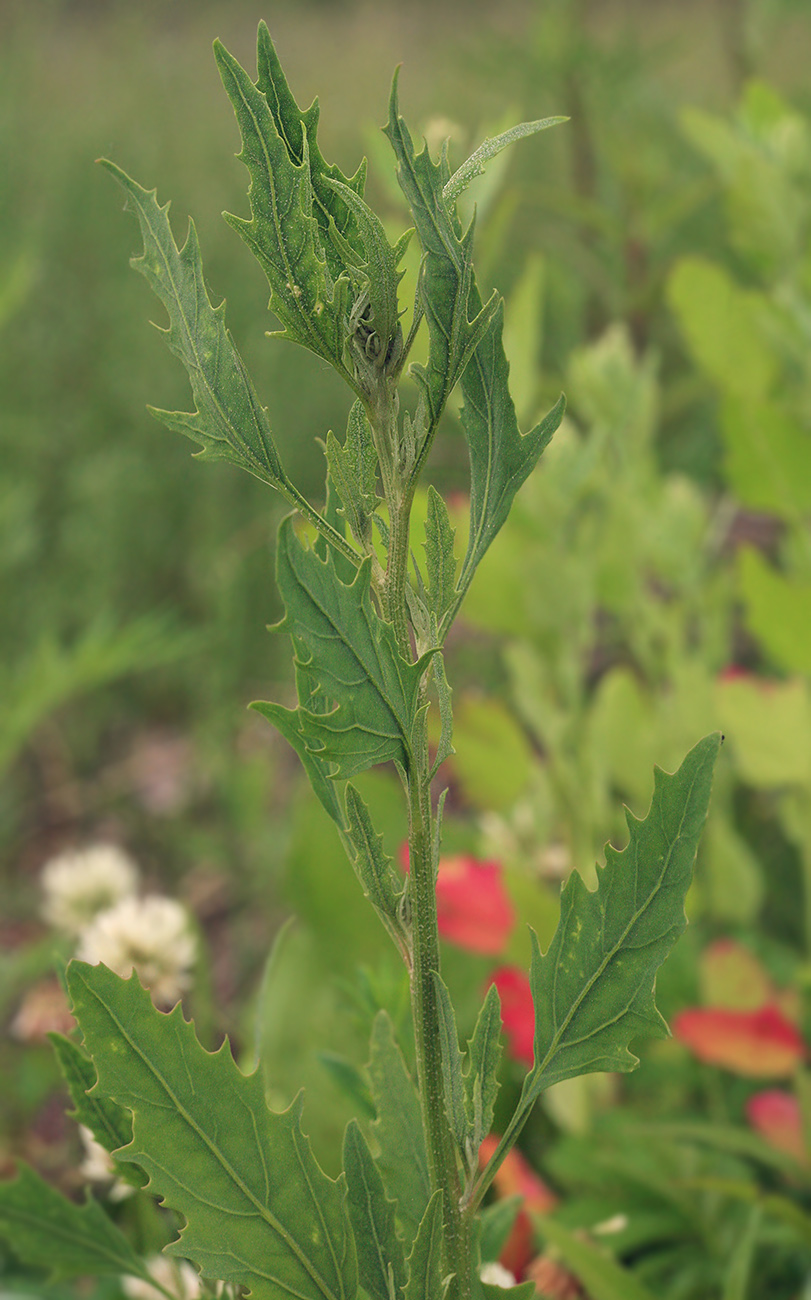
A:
[123,1256,202,1300]
[40,843,196,1007]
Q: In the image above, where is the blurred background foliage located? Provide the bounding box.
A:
[3,1,811,1296]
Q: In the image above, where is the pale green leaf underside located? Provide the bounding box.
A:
[271,516,433,779]
[49,1032,144,1187]
[67,962,357,1300]
[0,1162,158,1289]
[100,161,288,493]
[443,116,568,204]
[522,733,721,1109]
[367,1012,430,1247]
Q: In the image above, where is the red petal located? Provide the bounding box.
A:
[490,966,535,1066]
[399,846,515,955]
[746,1089,807,1162]
[673,1004,806,1077]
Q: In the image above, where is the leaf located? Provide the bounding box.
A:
[268,515,433,779]
[520,733,720,1111]
[343,1119,406,1300]
[532,1216,657,1300]
[67,961,357,1300]
[432,973,469,1154]
[404,1191,447,1300]
[344,783,409,952]
[667,257,775,401]
[100,161,289,493]
[0,1162,160,1290]
[429,651,454,780]
[213,38,351,376]
[251,699,345,828]
[721,1205,761,1300]
[367,1011,430,1246]
[253,21,367,281]
[325,401,379,548]
[715,672,811,786]
[466,984,503,1152]
[738,547,811,675]
[443,116,567,204]
[722,398,811,518]
[384,72,501,436]
[673,1005,806,1078]
[424,486,458,623]
[49,1032,145,1188]
[478,1196,523,1264]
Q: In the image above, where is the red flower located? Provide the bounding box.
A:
[399,847,514,955]
[746,1089,807,1163]
[490,966,534,1066]
[478,1135,557,1277]
[673,1004,806,1078]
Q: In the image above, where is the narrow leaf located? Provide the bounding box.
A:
[100,162,290,493]
[432,973,469,1153]
[214,38,350,374]
[0,1162,160,1289]
[49,1032,145,1188]
[533,1216,657,1300]
[367,1011,430,1246]
[519,734,720,1113]
[254,21,367,280]
[270,515,432,779]
[443,117,568,204]
[67,961,357,1300]
[466,983,503,1151]
[343,1120,406,1300]
[325,400,379,547]
[424,486,458,622]
[404,1191,447,1300]
[722,1205,761,1300]
[344,783,409,954]
[429,651,454,779]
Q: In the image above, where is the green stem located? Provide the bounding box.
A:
[408,760,471,1300]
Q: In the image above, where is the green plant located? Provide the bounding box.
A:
[0,27,719,1300]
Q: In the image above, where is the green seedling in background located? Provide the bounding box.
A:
[0,25,718,1300]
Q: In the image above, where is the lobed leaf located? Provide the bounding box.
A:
[214,37,351,376]
[0,1162,160,1290]
[67,961,357,1300]
[268,515,433,779]
[344,782,409,953]
[367,1011,430,1246]
[343,1119,406,1300]
[520,733,721,1111]
[100,161,289,493]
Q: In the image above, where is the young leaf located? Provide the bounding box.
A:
[466,983,503,1152]
[520,733,721,1111]
[254,21,367,280]
[367,1011,430,1246]
[404,1190,448,1300]
[443,117,568,205]
[268,515,433,779]
[344,783,409,953]
[67,961,357,1300]
[49,1032,145,1188]
[429,651,454,780]
[432,973,469,1154]
[0,1162,162,1290]
[100,162,289,494]
[213,39,352,378]
[384,73,501,440]
[325,400,379,547]
[343,1119,407,1300]
[424,485,458,623]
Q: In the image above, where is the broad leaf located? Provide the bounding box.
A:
[253,21,367,281]
[520,733,720,1110]
[268,515,432,779]
[49,1032,145,1188]
[367,1011,430,1246]
[214,38,352,377]
[101,161,289,493]
[404,1191,447,1300]
[343,1119,406,1300]
[67,962,357,1300]
[0,1162,159,1289]
[443,116,567,204]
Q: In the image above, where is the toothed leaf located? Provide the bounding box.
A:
[49,1032,145,1188]
[66,961,357,1300]
[520,734,721,1113]
[466,983,502,1152]
[432,973,469,1152]
[344,783,407,945]
[404,1191,448,1300]
[268,515,433,779]
[343,1120,407,1300]
[424,485,458,622]
[367,1012,430,1247]
[100,161,289,492]
[443,116,568,204]
[326,401,379,547]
